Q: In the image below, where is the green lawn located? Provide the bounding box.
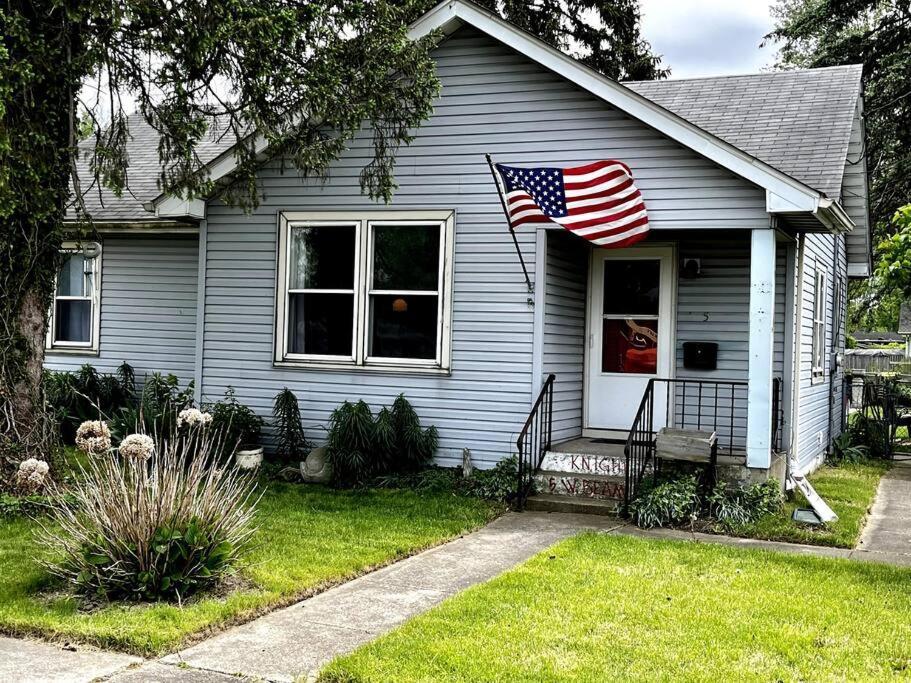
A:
[0,482,499,655]
[728,461,890,548]
[320,533,911,682]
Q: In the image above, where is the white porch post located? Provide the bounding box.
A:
[747,228,776,468]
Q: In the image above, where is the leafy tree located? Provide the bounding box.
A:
[768,0,911,329]
[0,0,439,476]
[859,205,911,329]
[404,0,668,81]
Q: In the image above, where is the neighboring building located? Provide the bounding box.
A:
[899,304,911,357]
[47,1,868,507]
[851,331,905,349]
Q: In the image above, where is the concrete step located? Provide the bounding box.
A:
[524,493,621,516]
[540,451,626,477]
[534,470,625,501]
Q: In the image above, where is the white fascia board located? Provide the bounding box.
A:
[148,131,270,219]
[411,1,825,213]
[847,262,870,278]
[151,195,206,220]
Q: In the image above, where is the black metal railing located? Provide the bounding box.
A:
[514,373,555,511]
[622,377,782,516]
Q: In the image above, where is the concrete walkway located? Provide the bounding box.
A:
[0,636,141,683]
[151,512,619,682]
[857,457,911,558]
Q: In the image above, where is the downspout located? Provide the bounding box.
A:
[787,233,806,482]
[826,234,839,456]
[193,216,208,404]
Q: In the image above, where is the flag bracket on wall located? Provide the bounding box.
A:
[486,153,651,290]
[485,154,533,293]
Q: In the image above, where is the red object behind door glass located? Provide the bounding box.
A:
[601,318,658,374]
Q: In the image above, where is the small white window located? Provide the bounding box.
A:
[812,266,826,381]
[47,242,102,353]
[275,211,454,372]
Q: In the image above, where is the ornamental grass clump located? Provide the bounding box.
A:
[40,426,259,601]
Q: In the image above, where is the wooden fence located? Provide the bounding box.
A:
[844,349,907,374]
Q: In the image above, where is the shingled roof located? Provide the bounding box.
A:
[625,65,863,200]
[69,63,863,222]
[68,113,235,222]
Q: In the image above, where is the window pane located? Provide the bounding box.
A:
[603,260,659,315]
[602,318,657,374]
[373,224,440,291]
[288,293,353,356]
[57,254,92,297]
[369,294,438,359]
[54,300,91,343]
[289,225,355,290]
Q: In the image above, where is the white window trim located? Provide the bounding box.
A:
[274,210,455,374]
[811,264,826,383]
[46,241,102,355]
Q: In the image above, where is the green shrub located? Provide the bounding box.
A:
[0,492,77,517]
[326,395,439,488]
[41,424,258,601]
[327,400,377,487]
[272,388,310,465]
[630,475,701,529]
[829,431,871,466]
[44,363,136,443]
[848,413,890,459]
[390,395,438,473]
[459,455,518,501]
[708,479,782,531]
[207,387,264,456]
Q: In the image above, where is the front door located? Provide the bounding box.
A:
[585,246,674,433]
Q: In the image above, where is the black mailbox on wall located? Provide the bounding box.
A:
[683,342,718,370]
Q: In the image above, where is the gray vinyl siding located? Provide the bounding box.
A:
[673,232,787,448]
[795,232,846,471]
[542,230,588,443]
[842,99,871,276]
[44,236,199,387]
[200,27,774,468]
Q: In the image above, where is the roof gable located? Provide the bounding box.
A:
[408,0,854,233]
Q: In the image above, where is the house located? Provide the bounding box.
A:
[46,0,869,512]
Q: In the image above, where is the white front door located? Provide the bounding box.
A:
[585,246,675,433]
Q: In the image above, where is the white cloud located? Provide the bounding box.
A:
[639,0,782,79]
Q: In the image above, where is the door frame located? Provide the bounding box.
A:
[582,243,678,438]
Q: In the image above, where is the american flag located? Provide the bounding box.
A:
[493,160,649,248]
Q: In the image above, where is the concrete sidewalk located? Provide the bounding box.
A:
[857,457,911,559]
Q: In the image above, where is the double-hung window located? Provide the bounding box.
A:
[812,265,826,381]
[276,211,454,372]
[47,242,102,353]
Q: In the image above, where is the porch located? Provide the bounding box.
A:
[521,227,795,511]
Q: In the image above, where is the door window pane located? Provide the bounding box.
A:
[289,225,356,290]
[369,294,438,359]
[373,224,440,291]
[603,260,659,315]
[54,300,92,343]
[288,293,354,356]
[602,318,658,374]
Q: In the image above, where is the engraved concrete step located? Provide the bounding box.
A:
[524,493,621,516]
[535,470,625,501]
[540,450,626,478]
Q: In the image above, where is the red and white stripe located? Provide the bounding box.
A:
[504,160,649,248]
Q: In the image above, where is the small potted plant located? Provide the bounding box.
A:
[208,388,265,469]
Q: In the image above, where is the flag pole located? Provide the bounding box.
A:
[486,153,533,293]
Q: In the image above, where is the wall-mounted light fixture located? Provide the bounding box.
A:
[681,257,701,279]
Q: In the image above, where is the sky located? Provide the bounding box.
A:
[639,0,782,79]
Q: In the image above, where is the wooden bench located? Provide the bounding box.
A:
[655,427,718,489]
